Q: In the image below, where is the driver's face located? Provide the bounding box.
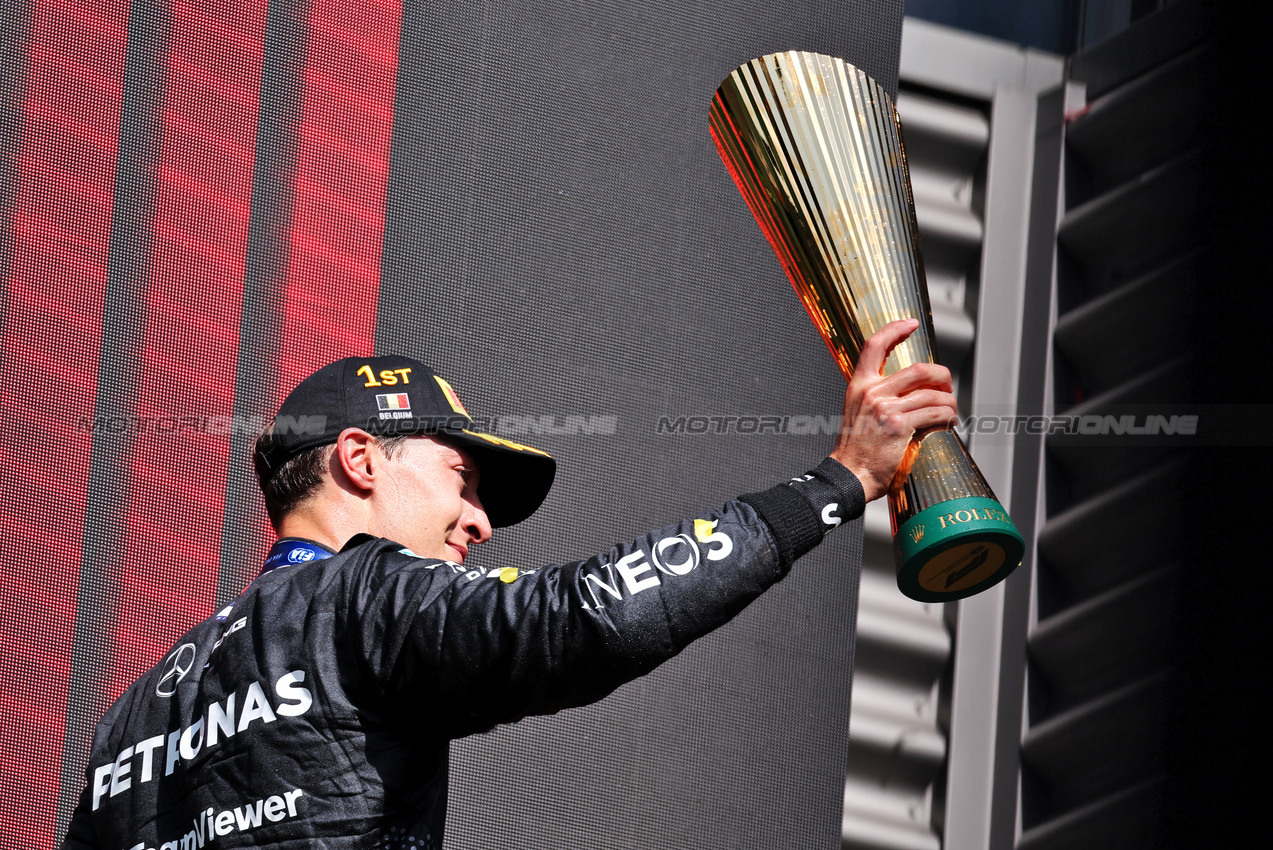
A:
[374,435,492,563]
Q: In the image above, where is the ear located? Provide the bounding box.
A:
[332,428,378,492]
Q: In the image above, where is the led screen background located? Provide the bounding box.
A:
[0,1,903,845]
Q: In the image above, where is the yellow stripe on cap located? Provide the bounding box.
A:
[433,375,470,416]
[462,430,553,457]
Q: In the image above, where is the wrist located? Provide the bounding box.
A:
[849,467,883,503]
[830,448,882,503]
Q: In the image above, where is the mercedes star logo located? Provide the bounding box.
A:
[156,643,197,698]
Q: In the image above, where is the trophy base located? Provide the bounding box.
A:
[893,496,1024,602]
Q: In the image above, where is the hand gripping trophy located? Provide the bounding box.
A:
[710,51,1024,601]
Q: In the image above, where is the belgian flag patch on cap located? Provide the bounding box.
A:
[376,393,411,411]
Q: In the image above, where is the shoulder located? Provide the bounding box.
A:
[339,534,460,578]
[309,535,466,605]
[89,606,224,752]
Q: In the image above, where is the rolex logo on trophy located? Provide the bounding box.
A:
[710,51,1024,601]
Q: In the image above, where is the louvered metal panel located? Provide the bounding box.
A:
[1057,151,1201,291]
[1044,358,1192,496]
[900,90,983,382]
[844,504,950,850]
[874,7,1218,850]
[1063,46,1206,188]
[1036,461,1186,604]
[1019,3,1210,846]
[841,21,1063,850]
[1023,671,1173,807]
[1017,778,1166,850]
[1052,254,1197,394]
[1027,565,1178,712]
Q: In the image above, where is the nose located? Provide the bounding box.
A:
[463,493,493,545]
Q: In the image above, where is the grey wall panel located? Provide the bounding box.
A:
[376,2,903,848]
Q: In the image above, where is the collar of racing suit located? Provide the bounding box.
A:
[260,537,336,575]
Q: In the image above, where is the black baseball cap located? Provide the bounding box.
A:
[254,355,556,527]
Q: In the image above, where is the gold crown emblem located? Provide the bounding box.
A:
[909,525,925,544]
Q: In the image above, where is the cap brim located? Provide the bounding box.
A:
[444,429,556,528]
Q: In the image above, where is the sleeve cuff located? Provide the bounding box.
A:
[739,457,867,569]
[809,457,866,521]
[738,485,824,570]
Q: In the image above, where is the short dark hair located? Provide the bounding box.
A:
[253,432,409,530]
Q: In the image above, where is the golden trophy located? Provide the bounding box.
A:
[710,51,1023,601]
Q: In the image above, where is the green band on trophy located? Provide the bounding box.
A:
[894,496,1025,602]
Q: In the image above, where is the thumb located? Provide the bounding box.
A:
[855,318,920,378]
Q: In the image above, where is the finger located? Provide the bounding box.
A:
[876,362,953,396]
[855,318,920,379]
[874,389,959,418]
[864,395,958,432]
[898,404,960,432]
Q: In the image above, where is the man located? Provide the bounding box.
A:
[62,318,955,849]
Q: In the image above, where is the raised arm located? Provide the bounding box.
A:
[353,321,956,737]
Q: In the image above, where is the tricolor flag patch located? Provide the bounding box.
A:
[433,375,470,416]
[377,393,410,411]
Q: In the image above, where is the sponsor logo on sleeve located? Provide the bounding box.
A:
[451,565,538,583]
[580,522,734,610]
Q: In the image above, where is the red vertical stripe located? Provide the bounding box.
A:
[0,0,405,833]
[276,0,402,398]
[0,0,127,836]
[105,0,269,697]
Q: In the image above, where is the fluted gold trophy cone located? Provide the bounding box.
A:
[710,51,1023,601]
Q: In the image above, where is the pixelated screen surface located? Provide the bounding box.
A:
[0,0,902,845]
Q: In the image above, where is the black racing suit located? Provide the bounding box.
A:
[61,458,863,850]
